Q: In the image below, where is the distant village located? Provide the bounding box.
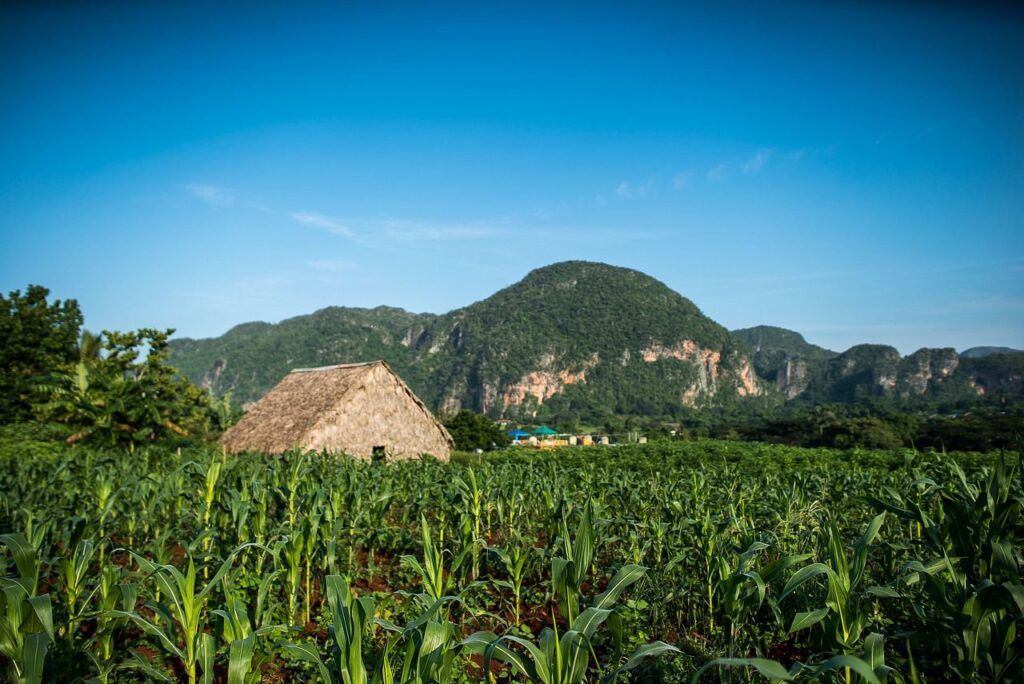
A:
[496,420,647,448]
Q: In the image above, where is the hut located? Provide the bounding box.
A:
[220,360,453,461]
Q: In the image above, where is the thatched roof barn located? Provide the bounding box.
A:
[220,360,453,461]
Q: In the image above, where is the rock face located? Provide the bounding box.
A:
[731,325,837,400]
[900,348,959,396]
[776,357,810,400]
[419,262,765,418]
[172,262,763,419]
[170,263,1024,418]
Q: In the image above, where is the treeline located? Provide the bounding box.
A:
[585,401,1023,452]
[0,284,236,449]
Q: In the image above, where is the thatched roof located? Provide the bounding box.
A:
[220,360,453,460]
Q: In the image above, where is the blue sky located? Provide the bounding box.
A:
[2,1,1022,354]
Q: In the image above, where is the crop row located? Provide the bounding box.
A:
[0,441,1020,682]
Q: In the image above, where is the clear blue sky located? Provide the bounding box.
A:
[2,1,1022,354]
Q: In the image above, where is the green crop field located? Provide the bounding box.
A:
[0,440,1021,683]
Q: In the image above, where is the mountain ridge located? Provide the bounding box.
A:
[170,261,1024,418]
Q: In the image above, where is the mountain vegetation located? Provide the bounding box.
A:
[961,345,1024,358]
[170,261,1024,424]
[172,262,761,423]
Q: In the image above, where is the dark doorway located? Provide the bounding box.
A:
[372,446,386,464]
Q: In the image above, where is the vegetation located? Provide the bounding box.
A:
[169,262,759,414]
[37,328,218,448]
[684,401,1024,453]
[169,262,1024,424]
[0,284,228,450]
[0,285,83,423]
[443,410,511,451]
[1,436,1021,682]
[3,279,1022,681]
[731,325,837,389]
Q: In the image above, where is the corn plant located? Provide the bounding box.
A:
[466,564,679,683]
[488,538,538,626]
[551,500,596,626]
[199,457,223,577]
[376,595,466,684]
[283,528,305,624]
[86,563,137,684]
[401,515,472,603]
[871,454,1023,682]
[304,498,325,625]
[213,597,273,684]
[453,470,484,579]
[0,533,54,684]
[281,575,377,684]
[113,547,245,684]
[57,537,95,644]
[780,513,888,682]
[715,541,812,659]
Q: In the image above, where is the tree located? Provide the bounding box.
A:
[40,328,215,448]
[0,285,83,423]
[443,410,511,451]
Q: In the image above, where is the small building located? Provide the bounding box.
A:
[220,360,453,461]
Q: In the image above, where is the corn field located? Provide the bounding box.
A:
[0,441,1021,683]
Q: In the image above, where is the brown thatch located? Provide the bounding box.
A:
[220,360,453,461]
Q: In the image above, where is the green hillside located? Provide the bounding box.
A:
[172,262,759,420]
[171,306,436,404]
[412,261,755,420]
[731,325,836,399]
[961,346,1023,358]
[170,261,1024,419]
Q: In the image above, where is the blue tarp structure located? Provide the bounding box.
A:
[507,430,530,438]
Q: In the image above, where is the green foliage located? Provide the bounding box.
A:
[708,400,1024,452]
[1,283,226,449]
[443,410,510,451]
[39,328,215,448]
[169,261,752,419]
[0,285,83,423]
[0,533,54,684]
[731,325,837,386]
[171,265,1024,430]
[868,455,1024,681]
[0,438,1019,682]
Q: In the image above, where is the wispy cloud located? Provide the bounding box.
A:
[307,258,356,272]
[615,178,656,199]
[706,163,728,182]
[185,183,234,208]
[379,218,497,242]
[741,148,775,174]
[291,211,353,237]
[672,172,692,191]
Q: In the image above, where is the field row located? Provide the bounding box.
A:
[0,441,1020,682]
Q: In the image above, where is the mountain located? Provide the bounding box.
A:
[800,345,1024,404]
[961,346,1023,359]
[731,326,837,399]
[170,261,1024,420]
[169,306,437,404]
[171,262,761,420]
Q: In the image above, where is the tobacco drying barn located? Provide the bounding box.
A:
[220,360,453,461]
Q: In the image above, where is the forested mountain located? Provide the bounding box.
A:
[961,346,1023,358]
[170,261,1024,420]
[731,326,837,400]
[171,262,759,421]
[730,334,1024,406]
